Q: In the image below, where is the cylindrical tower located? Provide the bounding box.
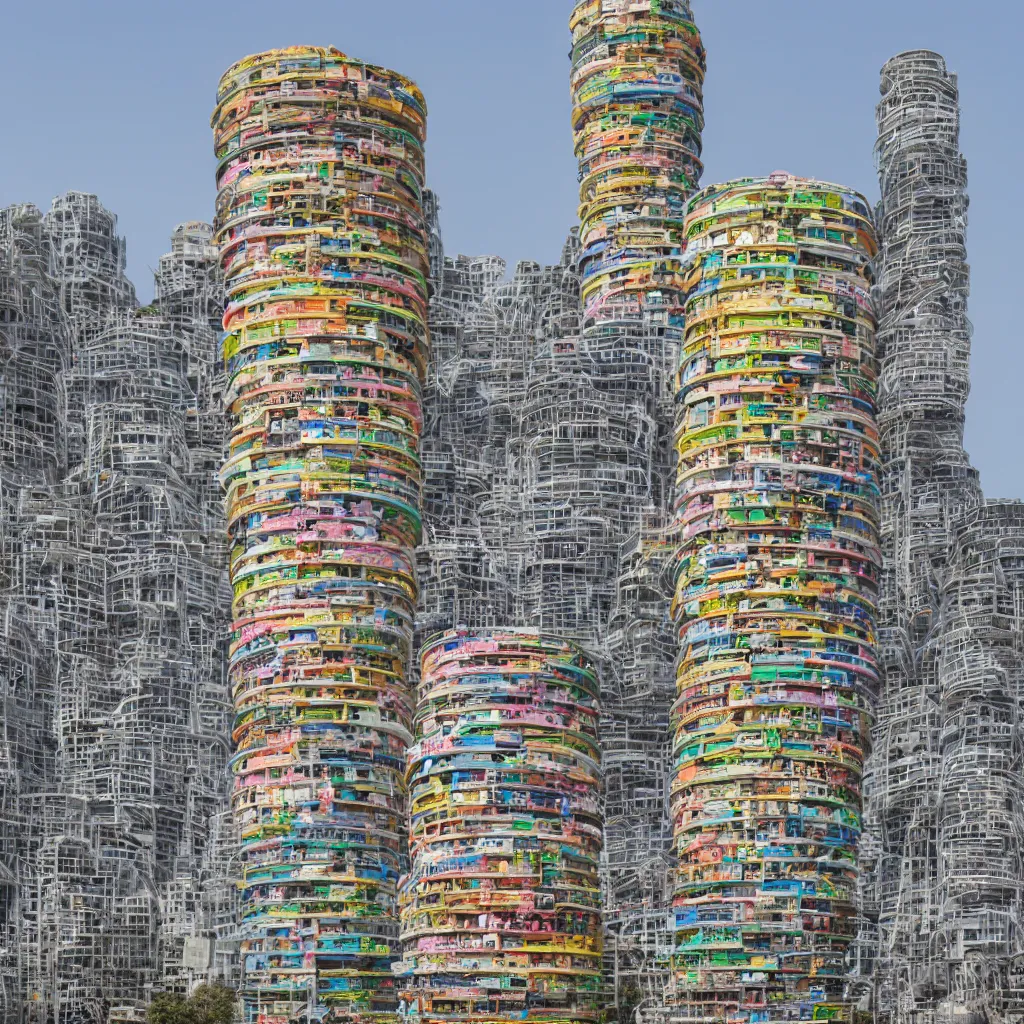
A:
[669,176,881,1020]
[869,52,983,1016]
[567,4,706,1008]
[398,630,603,1024]
[572,0,705,330]
[212,47,429,1024]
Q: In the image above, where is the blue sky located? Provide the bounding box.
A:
[1,0,1020,497]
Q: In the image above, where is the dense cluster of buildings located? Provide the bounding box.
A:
[0,202,233,1020]
[0,3,1021,1024]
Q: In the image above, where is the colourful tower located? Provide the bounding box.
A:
[670,176,881,1019]
[572,0,705,329]
[212,47,429,1024]
[398,631,603,1024]
[568,1,707,1009]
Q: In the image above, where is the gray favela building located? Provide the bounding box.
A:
[0,197,235,1024]
[859,51,1024,1023]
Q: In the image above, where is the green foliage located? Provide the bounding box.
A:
[147,985,236,1024]
[188,985,236,1024]
[147,994,189,1024]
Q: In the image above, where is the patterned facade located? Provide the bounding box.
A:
[212,47,429,1024]
[670,177,881,1020]
[399,630,603,1024]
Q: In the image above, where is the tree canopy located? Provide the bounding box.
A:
[147,985,236,1024]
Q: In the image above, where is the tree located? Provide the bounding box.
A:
[187,985,236,1024]
[147,994,190,1024]
[147,985,236,1024]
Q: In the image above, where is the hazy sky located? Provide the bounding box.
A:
[1,0,1020,498]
